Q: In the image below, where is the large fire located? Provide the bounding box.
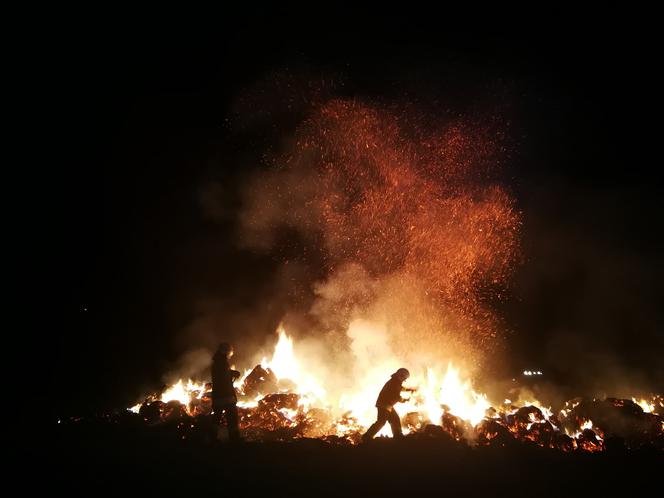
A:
[127,325,663,451]
[120,99,662,452]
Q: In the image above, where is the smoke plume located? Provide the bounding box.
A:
[237,99,521,381]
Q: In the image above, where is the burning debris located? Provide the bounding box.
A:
[242,365,279,398]
[111,328,664,452]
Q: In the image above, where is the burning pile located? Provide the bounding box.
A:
[127,327,663,451]
[104,99,662,453]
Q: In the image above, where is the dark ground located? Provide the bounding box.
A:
[41,422,661,497]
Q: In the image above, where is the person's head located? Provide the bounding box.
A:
[394,368,410,382]
[217,342,234,359]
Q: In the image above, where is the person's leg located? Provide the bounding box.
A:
[226,403,241,441]
[213,404,223,425]
[211,401,224,441]
[363,408,389,440]
[388,408,403,438]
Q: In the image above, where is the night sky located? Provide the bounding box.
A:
[42,8,663,418]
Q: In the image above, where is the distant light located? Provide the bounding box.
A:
[57,419,61,424]
[523,370,543,376]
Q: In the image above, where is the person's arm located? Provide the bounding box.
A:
[231,369,242,381]
[399,385,417,403]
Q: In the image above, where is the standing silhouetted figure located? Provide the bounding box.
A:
[362,368,414,442]
[211,342,242,442]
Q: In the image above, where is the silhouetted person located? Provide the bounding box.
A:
[211,342,242,442]
[362,368,414,442]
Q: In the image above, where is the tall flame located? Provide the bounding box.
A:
[260,325,327,402]
[633,398,655,414]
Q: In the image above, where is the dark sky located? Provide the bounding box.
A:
[41,8,663,416]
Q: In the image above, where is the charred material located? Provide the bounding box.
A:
[476,418,515,447]
[565,398,663,449]
[242,365,278,397]
[440,410,470,441]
